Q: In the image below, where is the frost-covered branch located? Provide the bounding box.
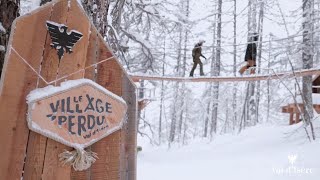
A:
[120,28,154,71]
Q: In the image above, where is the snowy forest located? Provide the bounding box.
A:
[1,0,320,179]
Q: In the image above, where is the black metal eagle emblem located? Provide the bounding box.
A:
[46,21,83,61]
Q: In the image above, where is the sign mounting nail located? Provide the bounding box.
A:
[46,21,83,61]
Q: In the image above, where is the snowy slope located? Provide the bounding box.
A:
[138,123,320,180]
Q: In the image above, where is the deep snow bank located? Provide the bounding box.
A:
[138,123,320,180]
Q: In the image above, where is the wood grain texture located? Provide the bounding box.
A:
[0,51,39,179]
[282,103,320,125]
[56,0,90,82]
[71,23,99,180]
[0,2,52,178]
[23,1,66,179]
[40,1,72,179]
[91,59,122,180]
[121,75,137,180]
[41,0,90,179]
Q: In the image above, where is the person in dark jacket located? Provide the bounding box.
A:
[190,40,206,77]
[239,33,259,75]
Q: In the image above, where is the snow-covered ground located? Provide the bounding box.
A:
[138,123,320,180]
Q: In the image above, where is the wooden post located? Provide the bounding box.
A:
[289,113,294,125]
[296,113,301,124]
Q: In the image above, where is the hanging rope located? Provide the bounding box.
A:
[10,47,114,85]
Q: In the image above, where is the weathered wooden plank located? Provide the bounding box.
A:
[91,58,122,179]
[70,23,99,180]
[295,113,301,124]
[0,2,53,178]
[23,1,67,179]
[42,141,73,180]
[0,52,39,179]
[121,75,137,180]
[289,113,294,125]
[91,131,122,180]
[126,171,136,180]
[23,132,48,180]
[96,34,113,63]
[55,0,90,81]
[41,0,90,179]
[83,27,99,80]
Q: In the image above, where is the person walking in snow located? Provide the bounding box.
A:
[239,33,259,75]
[190,40,207,77]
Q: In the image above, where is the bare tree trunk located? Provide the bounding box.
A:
[245,0,257,126]
[177,25,183,75]
[158,38,166,144]
[210,0,222,137]
[243,0,252,127]
[302,0,315,140]
[232,0,237,130]
[204,2,217,138]
[222,98,229,134]
[177,91,184,142]
[248,83,256,126]
[169,18,184,144]
[252,0,257,30]
[204,102,210,137]
[315,0,320,64]
[182,96,189,145]
[255,1,264,123]
[159,77,164,144]
[169,84,178,143]
[267,34,272,122]
[182,0,189,77]
[239,83,251,132]
[247,0,252,32]
[177,0,190,142]
[0,0,20,78]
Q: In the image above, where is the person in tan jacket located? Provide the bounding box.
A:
[190,40,206,77]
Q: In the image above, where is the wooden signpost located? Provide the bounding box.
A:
[0,0,137,179]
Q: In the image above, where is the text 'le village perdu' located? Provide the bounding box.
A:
[45,94,112,136]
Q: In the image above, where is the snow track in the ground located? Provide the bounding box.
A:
[138,124,320,180]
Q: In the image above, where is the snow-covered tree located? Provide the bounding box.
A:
[302,0,315,140]
[0,0,20,77]
[210,0,222,136]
